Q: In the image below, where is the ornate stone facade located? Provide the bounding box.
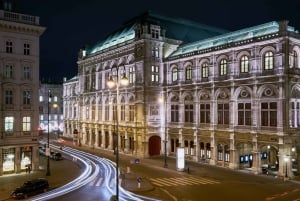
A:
[63,11,300,177]
[0,4,45,175]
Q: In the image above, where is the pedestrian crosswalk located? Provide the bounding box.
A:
[149,176,220,187]
[89,177,105,187]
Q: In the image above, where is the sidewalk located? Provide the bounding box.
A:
[0,153,81,201]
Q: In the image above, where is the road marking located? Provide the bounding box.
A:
[96,177,103,186]
[149,176,220,187]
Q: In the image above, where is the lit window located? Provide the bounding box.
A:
[186,65,192,80]
[151,46,159,58]
[39,96,43,102]
[240,56,249,73]
[202,63,209,78]
[151,65,159,83]
[264,51,274,70]
[219,59,227,76]
[172,67,178,82]
[22,116,31,131]
[129,66,135,84]
[5,116,14,132]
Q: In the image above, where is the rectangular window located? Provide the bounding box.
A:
[261,102,277,127]
[129,66,135,84]
[151,29,159,38]
[23,91,31,105]
[5,116,14,132]
[6,41,12,53]
[150,105,159,116]
[24,66,30,80]
[5,90,13,104]
[22,116,31,131]
[129,105,134,121]
[98,105,102,121]
[171,104,179,122]
[218,103,229,124]
[184,104,193,123]
[24,43,30,55]
[151,46,159,58]
[151,65,159,83]
[105,104,109,121]
[5,65,13,79]
[121,104,125,121]
[238,103,251,125]
[200,103,210,123]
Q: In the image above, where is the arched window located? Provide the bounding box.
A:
[184,95,193,123]
[219,59,227,76]
[240,55,249,73]
[202,63,209,78]
[186,65,192,80]
[294,51,298,68]
[264,51,274,70]
[171,96,179,122]
[172,67,178,82]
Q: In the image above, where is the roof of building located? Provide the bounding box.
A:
[169,21,298,57]
[87,10,228,55]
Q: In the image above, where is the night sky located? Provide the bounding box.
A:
[18,0,300,82]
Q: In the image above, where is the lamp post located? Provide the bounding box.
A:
[284,155,289,178]
[46,89,52,176]
[159,92,168,168]
[107,69,129,201]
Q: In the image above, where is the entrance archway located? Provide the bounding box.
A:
[149,136,161,156]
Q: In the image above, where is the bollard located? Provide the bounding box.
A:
[127,166,130,173]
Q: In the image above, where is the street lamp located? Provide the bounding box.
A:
[159,92,168,168]
[46,89,52,176]
[107,69,129,201]
[284,155,289,178]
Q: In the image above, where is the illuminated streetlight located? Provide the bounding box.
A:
[107,70,129,201]
[46,90,52,176]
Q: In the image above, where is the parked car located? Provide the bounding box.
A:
[11,178,49,199]
[50,152,63,160]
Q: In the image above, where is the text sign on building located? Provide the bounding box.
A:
[176,147,185,171]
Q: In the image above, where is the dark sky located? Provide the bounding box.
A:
[18,0,300,82]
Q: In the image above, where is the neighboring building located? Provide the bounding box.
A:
[39,82,64,136]
[0,0,45,175]
[63,11,300,178]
